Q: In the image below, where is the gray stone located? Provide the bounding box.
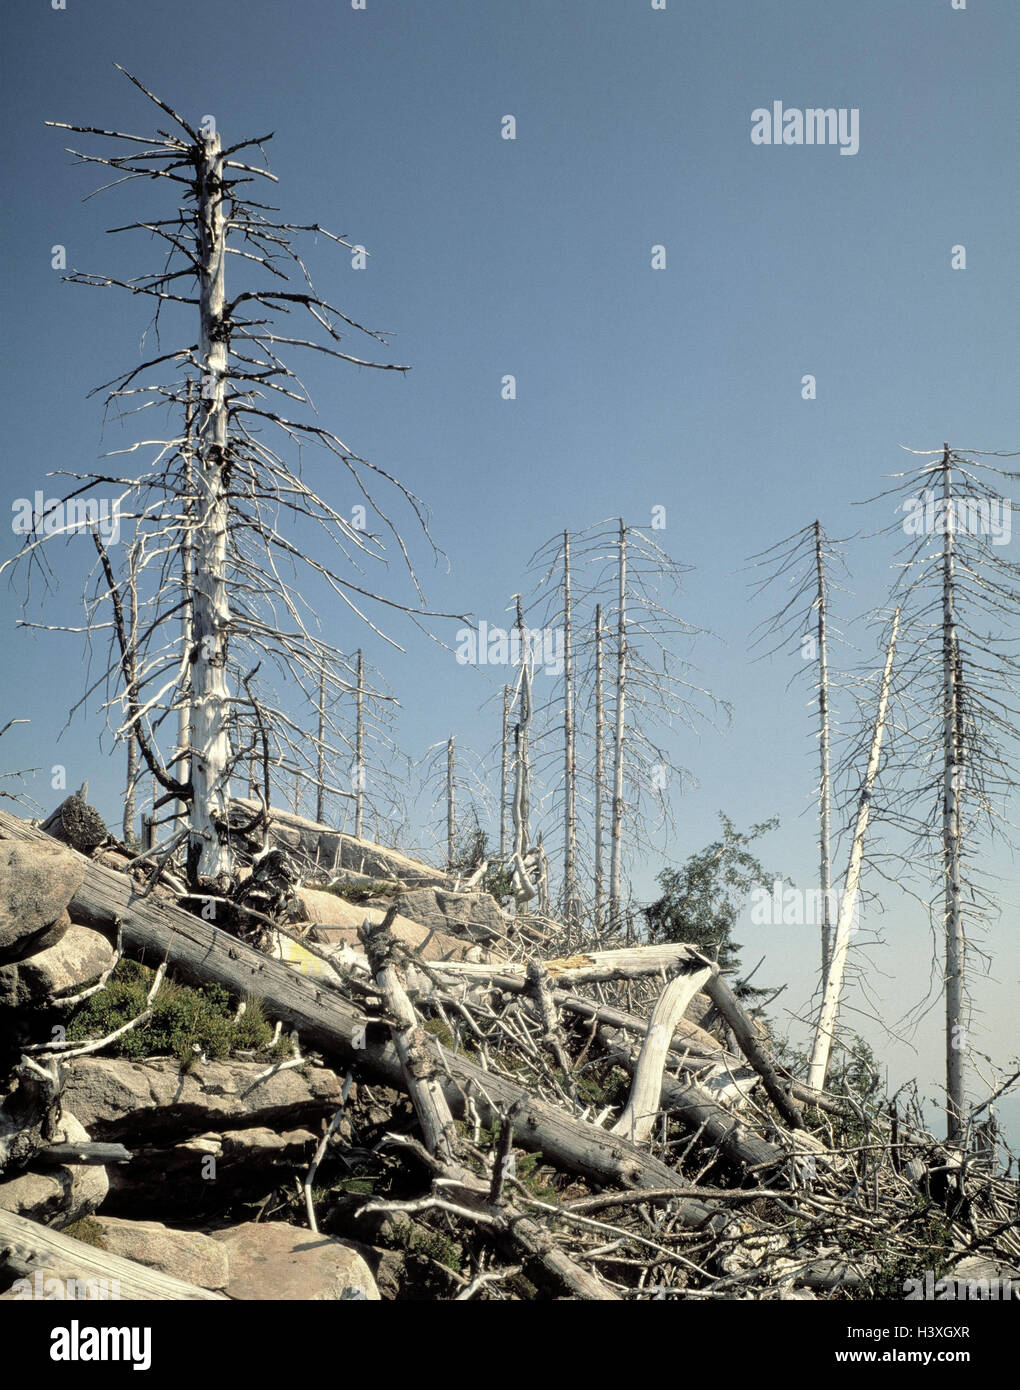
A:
[389,887,506,946]
[209,1220,380,1300]
[0,1113,108,1227]
[63,1056,347,1143]
[0,841,84,963]
[0,924,114,1009]
[92,1216,230,1291]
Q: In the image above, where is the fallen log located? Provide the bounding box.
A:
[33,1142,132,1166]
[610,964,714,1145]
[0,1207,225,1300]
[362,911,621,1300]
[701,973,805,1131]
[600,1030,789,1174]
[0,810,732,1233]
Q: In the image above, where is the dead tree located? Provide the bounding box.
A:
[3,69,457,889]
[862,444,1020,1143]
[808,607,900,1089]
[747,521,851,990]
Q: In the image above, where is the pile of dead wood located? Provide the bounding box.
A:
[0,799,1017,1301]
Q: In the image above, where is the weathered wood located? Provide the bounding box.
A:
[611,964,714,1144]
[600,1030,788,1174]
[809,608,899,1091]
[33,1142,132,1166]
[0,810,731,1231]
[0,1207,225,1300]
[362,911,621,1300]
[702,973,805,1131]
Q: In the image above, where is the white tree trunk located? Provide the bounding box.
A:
[188,131,234,885]
[808,607,900,1090]
[593,602,605,929]
[499,684,510,860]
[562,530,578,924]
[446,735,455,870]
[609,521,627,931]
[814,520,833,989]
[940,446,966,1143]
[610,964,714,1143]
[177,384,195,832]
[355,648,365,839]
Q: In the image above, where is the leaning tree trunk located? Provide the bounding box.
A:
[814,519,833,988]
[609,520,627,934]
[188,130,234,886]
[809,607,900,1090]
[940,446,966,1143]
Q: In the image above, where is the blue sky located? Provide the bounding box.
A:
[1,0,1017,1139]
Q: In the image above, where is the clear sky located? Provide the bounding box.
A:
[1,0,1017,1140]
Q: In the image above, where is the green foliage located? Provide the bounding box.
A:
[391,1218,463,1274]
[644,813,785,998]
[65,958,290,1066]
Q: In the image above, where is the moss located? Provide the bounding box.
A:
[422,1018,455,1049]
[391,1218,463,1274]
[324,879,396,904]
[62,1216,107,1250]
[65,959,287,1065]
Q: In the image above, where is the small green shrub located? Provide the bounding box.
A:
[65,959,287,1065]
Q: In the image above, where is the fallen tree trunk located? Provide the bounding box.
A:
[600,1030,789,1174]
[701,974,805,1131]
[362,911,621,1300]
[0,810,731,1232]
[0,1207,226,1300]
[610,964,714,1145]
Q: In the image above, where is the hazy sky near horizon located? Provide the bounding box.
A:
[1,0,1017,1140]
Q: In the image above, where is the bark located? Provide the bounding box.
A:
[594,603,605,929]
[599,1031,788,1174]
[609,521,627,931]
[610,964,714,1144]
[188,129,234,886]
[814,520,833,986]
[446,735,455,871]
[703,973,805,1130]
[499,685,510,861]
[362,909,621,1299]
[355,648,365,840]
[808,607,900,1091]
[562,531,578,925]
[940,447,966,1143]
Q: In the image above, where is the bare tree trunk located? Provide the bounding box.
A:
[499,684,510,861]
[188,130,234,886]
[355,648,365,840]
[609,520,627,934]
[809,607,900,1091]
[562,530,578,925]
[814,520,833,987]
[446,735,455,871]
[177,382,195,832]
[122,562,139,843]
[594,602,605,930]
[940,446,966,1143]
[509,597,536,907]
[315,658,326,825]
